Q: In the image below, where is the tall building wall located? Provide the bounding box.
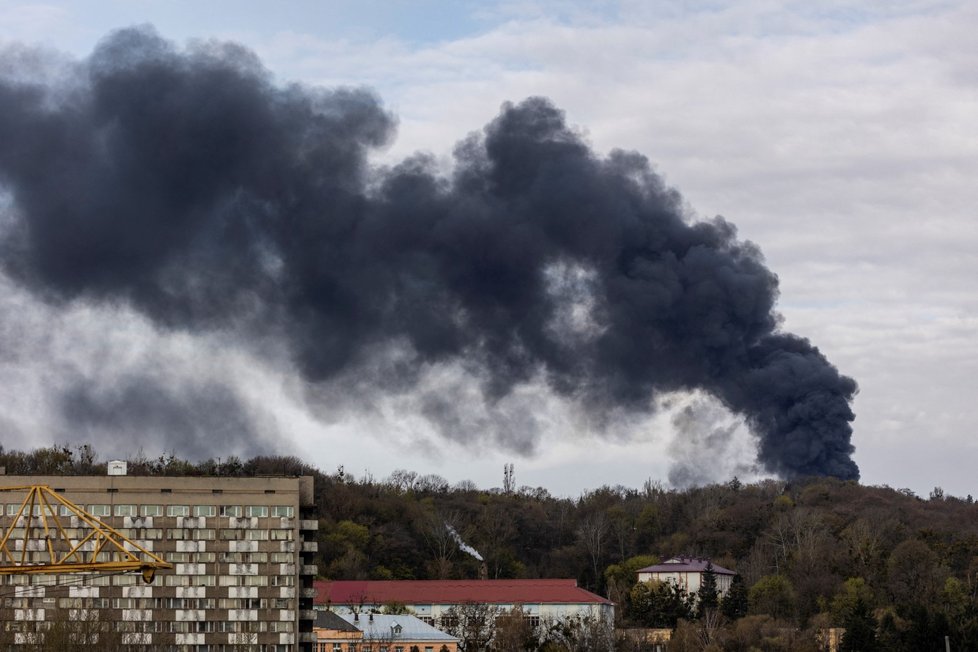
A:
[0,474,319,651]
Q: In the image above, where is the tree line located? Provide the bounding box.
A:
[3,444,978,650]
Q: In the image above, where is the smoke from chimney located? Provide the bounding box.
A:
[0,27,858,479]
[445,523,484,563]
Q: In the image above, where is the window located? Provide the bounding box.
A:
[271,505,294,517]
[114,504,137,517]
[245,506,268,517]
[193,505,216,517]
[140,505,163,517]
[88,505,110,517]
[220,505,242,517]
[167,505,190,517]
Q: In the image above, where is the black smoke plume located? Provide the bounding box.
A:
[0,28,858,479]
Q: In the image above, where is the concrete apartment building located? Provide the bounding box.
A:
[0,469,319,651]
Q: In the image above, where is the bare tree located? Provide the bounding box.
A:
[440,603,499,652]
[420,508,461,579]
[576,512,609,589]
[540,612,614,652]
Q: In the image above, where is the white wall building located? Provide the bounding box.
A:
[636,556,735,598]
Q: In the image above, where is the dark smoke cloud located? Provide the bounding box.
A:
[60,372,274,460]
[0,27,858,479]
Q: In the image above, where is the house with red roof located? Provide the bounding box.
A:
[636,556,735,598]
[314,579,614,628]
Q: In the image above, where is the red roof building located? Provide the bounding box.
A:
[315,579,614,627]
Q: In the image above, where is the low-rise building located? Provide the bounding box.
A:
[315,579,614,627]
[636,556,735,597]
[315,611,459,652]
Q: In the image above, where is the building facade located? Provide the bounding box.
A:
[636,556,735,598]
[0,472,319,651]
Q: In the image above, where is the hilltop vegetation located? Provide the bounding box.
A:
[3,444,978,650]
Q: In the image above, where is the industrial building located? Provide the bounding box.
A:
[0,468,319,651]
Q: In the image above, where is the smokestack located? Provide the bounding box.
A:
[0,27,858,480]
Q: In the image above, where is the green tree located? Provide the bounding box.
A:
[630,580,693,628]
[748,574,796,620]
[604,554,657,623]
[830,577,875,625]
[839,596,878,652]
[697,562,720,618]
[887,539,946,607]
[721,573,749,621]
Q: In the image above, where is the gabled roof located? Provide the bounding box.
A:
[637,556,735,576]
[342,614,458,642]
[316,579,613,606]
[316,610,360,632]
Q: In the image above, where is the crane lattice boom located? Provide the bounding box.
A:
[0,484,172,583]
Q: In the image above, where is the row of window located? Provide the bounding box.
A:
[0,572,295,587]
[2,504,294,517]
[162,551,292,563]
[156,528,293,540]
[4,597,294,612]
[3,619,294,634]
[2,527,292,543]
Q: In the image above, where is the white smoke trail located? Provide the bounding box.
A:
[445,523,483,562]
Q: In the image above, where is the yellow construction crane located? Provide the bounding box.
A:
[0,485,172,583]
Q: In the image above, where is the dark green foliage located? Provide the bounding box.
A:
[629,580,693,628]
[721,573,749,621]
[749,574,796,620]
[696,562,719,617]
[839,596,878,652]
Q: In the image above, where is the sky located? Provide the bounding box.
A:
[0,0,975,497]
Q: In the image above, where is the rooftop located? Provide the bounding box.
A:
[316,610,360,632]
[637,556,735,576]
[316,579,613,606]
[342,614,458,642]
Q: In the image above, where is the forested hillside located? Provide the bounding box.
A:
[4,444,978,650]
